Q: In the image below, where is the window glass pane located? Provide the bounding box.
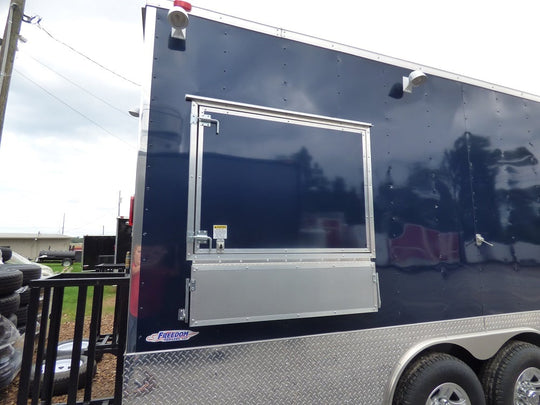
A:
[200,112,366,249]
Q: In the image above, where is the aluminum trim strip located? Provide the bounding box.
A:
[188,96,375,258]
[191,307,379,327]
[186,100,200,258]
[186,94,372,129]
[138,6,157,153]
[190,253,374,263]
[194,106,207,250]
[194,247,372,252]
[364,128,376,252]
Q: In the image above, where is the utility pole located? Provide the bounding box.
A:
[117,190,122,217]
[0,0,26,146]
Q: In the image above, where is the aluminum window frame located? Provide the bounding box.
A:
[186,95,375,262]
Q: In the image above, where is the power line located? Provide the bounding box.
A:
[25,16,140,87]
[21,50,132,118]
[14,69,137,149]
[65,213,115,233]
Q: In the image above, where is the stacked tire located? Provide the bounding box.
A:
[0,248,42,335]
[0,269,22,321]
[9,265,42,335]
[0,248,25,390]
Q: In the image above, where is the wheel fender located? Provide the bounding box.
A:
[384,327,540,404]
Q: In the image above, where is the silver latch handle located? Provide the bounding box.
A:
[475,233,493,247]
[198,117,220,135]
[191,232,212,252]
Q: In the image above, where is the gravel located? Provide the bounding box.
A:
[0,313,118,404]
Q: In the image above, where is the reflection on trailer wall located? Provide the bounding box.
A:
[130,7,540,352]
[201,153,302,248]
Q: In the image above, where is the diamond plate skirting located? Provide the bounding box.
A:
[123,311,540,404]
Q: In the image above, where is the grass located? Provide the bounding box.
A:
[45,262,119,320]
[47,262,83,274]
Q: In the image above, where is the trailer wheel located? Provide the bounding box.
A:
[62,258,73,267]
[29,355,93,397]
[393,352,485,405]
[57,339,103,362]
[480,340,540,405]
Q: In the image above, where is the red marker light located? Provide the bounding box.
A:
[174,1,192,12]
[129,196,135,227]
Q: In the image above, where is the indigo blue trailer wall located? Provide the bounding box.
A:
[124,2,540,403]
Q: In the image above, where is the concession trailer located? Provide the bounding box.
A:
[124,1,540,403]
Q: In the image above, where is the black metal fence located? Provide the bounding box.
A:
[17,272,129,405]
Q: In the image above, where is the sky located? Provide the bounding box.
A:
[1,0,540,237]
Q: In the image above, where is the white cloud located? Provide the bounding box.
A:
[0,126,136,235]
[1,0,540,238]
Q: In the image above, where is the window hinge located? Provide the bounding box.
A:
[188,279,196,292]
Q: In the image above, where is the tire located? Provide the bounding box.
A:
[7,313,17,327]
[16,285,30,306]
[0,293,20,318]
[62,258,73,267]
[58,339,103,362]
[1,264,41,285]
[480,340,540,405]
[0,362,14,390]
[0,345,14,366]
[15,305,27,327]
[0,268,23,296]
[30,355,92,397]
[0,315,18,345]
[0,247,12,262]
[393,352,486,405]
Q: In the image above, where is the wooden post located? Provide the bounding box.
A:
[0,0,26,146]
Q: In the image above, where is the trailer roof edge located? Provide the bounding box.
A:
[146,0,540,103]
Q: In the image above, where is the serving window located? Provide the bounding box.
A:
[185,95,379,326]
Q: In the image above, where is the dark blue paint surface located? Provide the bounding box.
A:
[131,10,540,352]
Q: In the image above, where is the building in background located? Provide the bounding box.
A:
[0,233,72,260]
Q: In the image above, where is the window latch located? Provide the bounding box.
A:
[475,233,493,247]
[198,114,220,135]
[188,231,213,252]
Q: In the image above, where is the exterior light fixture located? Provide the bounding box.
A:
[128,107,140,118]
[402,70,428,93]
[168,1,191,40]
